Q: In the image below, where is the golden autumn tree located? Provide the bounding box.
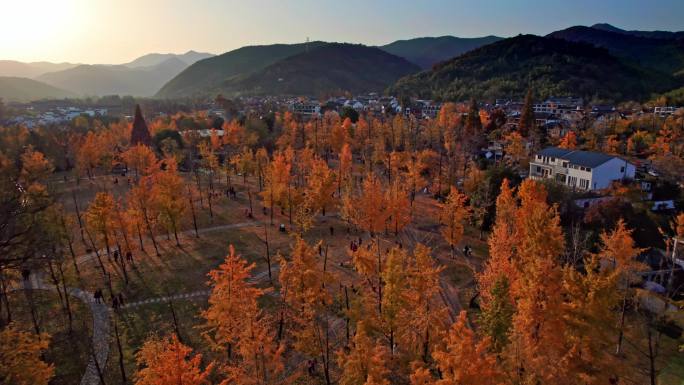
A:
[204,245,284,384]
[19,147,53,185]
[596,219,646,356]
[405,154,427,205]
[399,244,448,362]
[338,142,353,194]
[507,179,568,384]
[306,158,337,216]
[674,212,684,238]
[279,237,335,384]
[202,244,264,357]
[558,131,578,149]
[338,322,391,385]
[380,246,408,354]
[0,325,53,385]
[128,177,161,256]
[261,151,291,225]
[134,334,214,385]
[430,311,502,385]
[347,173,389,236]
[504,131,527,168]
[122,144,157,179]
[151,158,187,246]
[440,186,470,258]
[385,180,411,236]
[85,191,117,257]
[477,179,517,352]
[75,131,101,178]
[560,221,643,384]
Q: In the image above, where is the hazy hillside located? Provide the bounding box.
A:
[591,23,684,40]
[0,76,75,101]
[388,34,677,102]
[37,57,189,96]
[380,35,503,68]
[220,43,420,97]
[549,26,684,75]
[156,42,328,98]
[124,50,214,68]
[0,60,79,78]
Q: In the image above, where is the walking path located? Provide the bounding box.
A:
[121,264,280,310]
[74,220,265,266]
[9,273,110,385]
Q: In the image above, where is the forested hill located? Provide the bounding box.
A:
[379,35,503,69]
[549,25,684,75]
[0,76,75,102]
[156,42,328,98]
[388,34,678,102]
[217,43,420,97]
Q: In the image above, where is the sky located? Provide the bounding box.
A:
[2,0,684,64]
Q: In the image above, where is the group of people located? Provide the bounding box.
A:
[112,250,134,264]
[93,289,125,310]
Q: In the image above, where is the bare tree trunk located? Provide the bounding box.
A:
[140,203,160,256]
[57,261,73,334]
[0,267,12,324]
[114,318,127,384]
[187,186,199,238]
[263,226,272,284]
[72,190,86,245]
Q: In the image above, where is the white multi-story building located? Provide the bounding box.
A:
[529,147,635,191]
[533,97,583,115]
[289,101,321,117]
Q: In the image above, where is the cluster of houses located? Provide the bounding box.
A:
[6,105,108,128]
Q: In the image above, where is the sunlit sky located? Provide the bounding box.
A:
[2,0,684,64]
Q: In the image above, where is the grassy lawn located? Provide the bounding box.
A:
[103,298,211,384]
[6,290,92,385]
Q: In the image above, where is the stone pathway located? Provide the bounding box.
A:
[121,265,280,310]
[121,290,210,309]
[9,273,110,385]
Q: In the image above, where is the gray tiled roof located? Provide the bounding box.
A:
[537,147,616,168]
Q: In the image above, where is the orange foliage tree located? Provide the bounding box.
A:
[0,325,53,385]
[134,334,214,385]
[440,187,470,258]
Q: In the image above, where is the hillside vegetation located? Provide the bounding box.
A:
[218,43,420,97]
[380,35,502,68]
[0,76,75,101]
[549,26,684,75]
[388,34,678,102]
[156,42,328,98]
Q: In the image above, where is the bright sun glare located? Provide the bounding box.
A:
[1,0,80,60]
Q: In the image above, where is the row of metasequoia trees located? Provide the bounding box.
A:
[131,179,674,385]
[1,99,683,383]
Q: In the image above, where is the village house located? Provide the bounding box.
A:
[529,147,635,191]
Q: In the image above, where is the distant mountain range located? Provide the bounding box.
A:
[0,77,75,102]
[591,23,684,41]
[157,36,500,98]
[37,58,190,97]
[0,61,80,79]
[123,50,214,68]
[0,51,214,99]
[388,34,677,102]
[3,24,684,103]
[379,35,503,69]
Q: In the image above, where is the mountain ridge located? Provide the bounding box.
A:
[217,43,420,97]
[379,35,503,68]
[388,34,677,102]
[0,76,75,102]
